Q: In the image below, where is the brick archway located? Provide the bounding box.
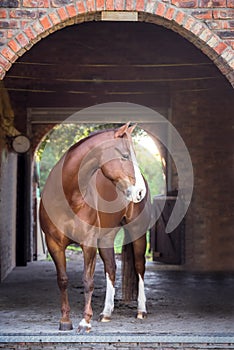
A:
[0,3,233,86]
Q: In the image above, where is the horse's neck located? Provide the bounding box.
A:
[63,131,111,195]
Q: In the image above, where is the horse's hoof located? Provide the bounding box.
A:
[77,325,91,334]
[77,318,92,333]
[59,320,73,331]
[136,312,147,320]
[98,314,111,323]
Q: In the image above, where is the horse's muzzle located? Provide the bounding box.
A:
[126,186,146,203]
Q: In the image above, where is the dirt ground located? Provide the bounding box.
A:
[0,250,234,336]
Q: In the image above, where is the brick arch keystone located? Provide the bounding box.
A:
[0,3,233,87]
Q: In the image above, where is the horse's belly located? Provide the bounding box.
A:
[75,204,124,229]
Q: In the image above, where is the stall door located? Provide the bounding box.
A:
[150,196,185,264]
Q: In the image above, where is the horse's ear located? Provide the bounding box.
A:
[128,124,137,135]
[114,122,130,138]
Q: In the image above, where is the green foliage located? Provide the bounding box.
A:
[38,124,100,189]
[114,229,151,258]
[67,244,82,252]
[133,141,165,196]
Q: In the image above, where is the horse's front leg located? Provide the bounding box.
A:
[98,247,116,322]
[133,235,147,319]
[78,245,97,333]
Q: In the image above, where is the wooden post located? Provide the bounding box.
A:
[121,229,138,302]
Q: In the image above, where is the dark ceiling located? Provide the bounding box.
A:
[4,21,232,112]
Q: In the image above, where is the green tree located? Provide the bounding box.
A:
[38,124,98,189]
[134,142,165,196]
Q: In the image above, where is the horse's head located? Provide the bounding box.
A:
[100,123,147,204]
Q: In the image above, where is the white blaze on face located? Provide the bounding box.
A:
[126,145,147,203]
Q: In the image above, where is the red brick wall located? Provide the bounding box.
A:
[0,0,233,85]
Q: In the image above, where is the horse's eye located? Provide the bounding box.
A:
[122,153,130,160]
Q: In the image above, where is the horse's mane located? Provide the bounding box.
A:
[68,127,116,152]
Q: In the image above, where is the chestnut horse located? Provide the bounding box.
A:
[39,123,151,333]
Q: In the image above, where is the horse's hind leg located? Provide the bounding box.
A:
[98,247,116,322]
[132,234,147,319]
[78,245,97,333]
[45,235,73,331]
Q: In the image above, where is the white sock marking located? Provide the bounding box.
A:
[102,273,115,317]
[138,274,146,313]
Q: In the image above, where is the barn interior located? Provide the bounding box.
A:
[0,19,234,342]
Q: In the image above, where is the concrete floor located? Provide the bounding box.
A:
[0,252,234,340]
